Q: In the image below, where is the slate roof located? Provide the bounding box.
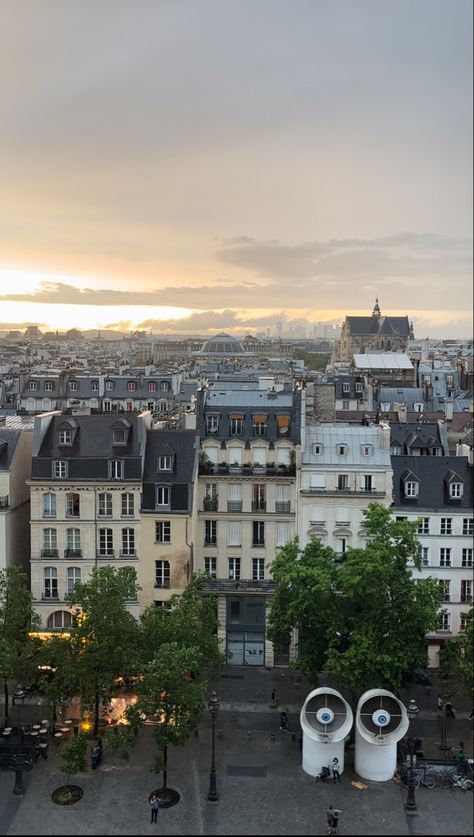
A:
[141,429,198,513]
[196,388,301,444]
[0,429,24,471]
[346,315,411,336]
[389,422,448,455]
[392,455,473,510]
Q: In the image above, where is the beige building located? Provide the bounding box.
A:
[0,423,33,573]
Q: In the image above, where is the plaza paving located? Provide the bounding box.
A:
[0,666,472,836]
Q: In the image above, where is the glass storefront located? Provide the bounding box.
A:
[226,596,266,666]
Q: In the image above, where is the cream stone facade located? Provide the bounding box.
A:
[0,427,33,572]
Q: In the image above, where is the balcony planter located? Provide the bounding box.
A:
[229,464,242,474]
[252,465,266,474]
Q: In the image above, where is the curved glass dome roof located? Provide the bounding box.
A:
[200,333,245,354]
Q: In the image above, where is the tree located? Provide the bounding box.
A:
[126,642,205,800]
[59,566,141,736]
[268,503,443,702]
[0,567,40,725]
[59,732,88,787]
[438,608,473,703]
[139,574,225,676]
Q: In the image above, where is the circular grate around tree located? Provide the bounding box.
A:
[52,785,84,805]
[150,787,180,808]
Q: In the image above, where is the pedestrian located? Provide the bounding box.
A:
[437,694,443,711]
[331,757,341,783]
[150,793,160,823]
[445,701,456,719]
[326,806,341,836]
[271,688,277,706]
[279,711,288,731]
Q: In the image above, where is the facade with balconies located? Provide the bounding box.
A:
[28,410,152,630]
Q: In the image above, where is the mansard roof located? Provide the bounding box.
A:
[345,315,411,336]
[392,455,473,509]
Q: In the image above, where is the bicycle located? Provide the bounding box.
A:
[452,773,473,791]
[434,771,454,789]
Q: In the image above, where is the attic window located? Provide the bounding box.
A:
[158,455,172,471]
[276,415,290,436]
[362,445,372,456]
[342,383,350,393]
[312,444,323,455]
[405,481,419,498]
[58,430,72,446]
[449,482,463,499]
[113,429,126,445]
[337,444,347,455]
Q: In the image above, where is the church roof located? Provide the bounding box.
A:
[345,315,411,336]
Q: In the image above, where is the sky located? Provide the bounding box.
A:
[0,0,472,338]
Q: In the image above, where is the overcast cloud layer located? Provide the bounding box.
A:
[0,0,472,337]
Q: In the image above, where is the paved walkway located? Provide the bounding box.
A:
[0,667,472,836]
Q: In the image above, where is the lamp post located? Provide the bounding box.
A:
[13,688,26,745]
[405,699,419,815]
[207,690,220,804]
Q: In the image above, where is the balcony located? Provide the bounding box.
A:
[227,501,243,512]
[41,549,59,558]
[64,549,83,558]
[252,502,266,512]
[96,550,115,558]
[251,465,266,475]
[0,495,9,508]
[460,595,472,603]
[275,501,290,513]
[204,540,217,547]
[119,549,137,558]
[203,498,218,512]
[228,464,243,474]
[301,487,385,498]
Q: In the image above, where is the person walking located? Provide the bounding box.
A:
[437,694,443,711]
[150,793,160,823]
[326,806,341,835]
[271,689,277,707]
[331,757,341,783]
[445,701,456,719]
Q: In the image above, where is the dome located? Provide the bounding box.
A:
[200,333,245,355]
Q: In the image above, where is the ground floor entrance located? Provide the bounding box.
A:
[226,595,266,666]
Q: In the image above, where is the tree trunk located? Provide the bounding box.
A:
[162,744,168,792]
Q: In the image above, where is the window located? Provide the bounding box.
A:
[106,380,114,391]
[158,455,172,471]
[205,557,217,578]
[342,400,350,410]
[390,444,401,455]
[98,528,114,556]
[91,380,99,392]
[440,548,451,567]
[43,567,58,599]
[462,548,473,567]
[419,546,429,566]
[47,610,72,629]
[449,482,463,499]
[156,486,170,507]
[98,492,112,517]
[66,528,81,556]
[362,445,372,456]
[127,381,137,391]
[417,517,430,535]
[405,481,418,498]
[121,493,134,516]
[337,444,347,455]
[252,446,267,466]
[276,448,290,467]
[363,475,373,492]
[53,460,68,478]
[342,383,350,393]
[29,380,37,391]
[396,516,407,522]
[446,374,454,387]
[312,444,322,455]
[113,429,126,445]
[440,580,450,602]
[228,557,241,580]
[45,381,54,391]
[252,483,266,512]
[440,518,452,535]
[59,430,72,445]
[121,528,135,556]
[461,580,472,603]
[252,415,267,436]
[355,382,363,393]
[69,381,77,392]
[460,613,468,631]
[160,381,170,392]
[438,612,451,631]
[155,521,171,543]
[155,560,170,588]
[229,415,243,435]
[252,521,265,546]
[110,460,124,480]
[463,518,474,536]
[205,520,217,545]
[42,493,56,518]
[275,484,290,513]
[276,521,289,547]
[67,567,81,595]
[311,474,326,491]
[338,474,349,491]
[66,492,80,517]
[104,400,112,412]
[228,521,242,546]
[252,558,265,580]
[206,415,219,434]
[148,381,157,392]
[276,415,290,437]
[204,483,218,511]
[227,484,242,512]
[42,528,58,556]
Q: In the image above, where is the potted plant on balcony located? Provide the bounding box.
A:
[203,495,217,511]
[229,461,242,473]
[199,452,213,474]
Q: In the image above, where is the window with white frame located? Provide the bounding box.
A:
[312,444,323,455]
[204,557,217,578]
[158,455,172,471]
[338,474,349,491]
[66,528,81,553]
[98,528,113,556]
[461,580,472,603]
[91,380,99,391]
[53,460,68,478]
[440,548,451,566]
[342,400,350,410]
[228,557,240,580]
[206,415,219,434]
[155,521,171,543]
[276,521,289,547]
[29,380,37,391]
[462,548,473,567]
[252,483,265,511]
[252,558,265,580]
[276,447,290,466]
[42,528,57,554]
[148,381,156,392]
[69,381,78,392]
[355,382,363,393]
[440,517,452,535]
[342,383,350,393]
[252,521,265,546]
[417,517,430,535]
[252,446,266,466]
[362,445,372,457]
[155,560,170,588]
[337,444,347,455]
[438,612,451,631]
[463,518,473,535]
[205,520,217,545]
[110,460,124,480]
[66,492,80,517]
[42,493,56,518]
[121,493,134,516]
[252,415,267,436]
[419,546,429,566]
[156,486,170,507]
[113,429,127,445]
[160,381,170,391]
[121,528,135,556]
[43,567,58,599]
[449,482,463,499]
[362,474,373,492]
[228,521,241,546]
[229,415,243,435]
[98,492,112,516]
[127,381,137,391]
[67,566,81,595]
[229,447,243,466]
[405,481,418,498]
[104,400,112,412]
[390,443,401,455]
[275,484,290,512]
[47,611,72,629]
[460,612,469,631]
[45,381,54,391]
[227,484,242,511]
[310,474,326,490]
[440,580,450,602]
[59,430,72,445]
[106,381,114,391]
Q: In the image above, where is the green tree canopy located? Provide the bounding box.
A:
[268,503,442,702]
[59,732,88,786]
[0,567,40,724]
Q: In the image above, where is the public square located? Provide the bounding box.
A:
[0,667,472,836]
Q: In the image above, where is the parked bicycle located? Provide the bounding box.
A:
[452,773,473,791]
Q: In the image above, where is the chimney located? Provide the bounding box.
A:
[378,421,390,450]
[395,402,407,423]
[456,442,470,458]
[444,400,453,421]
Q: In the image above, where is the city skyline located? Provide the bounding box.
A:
[0,0,472,339]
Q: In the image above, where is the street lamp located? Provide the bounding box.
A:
[13,688,26,745]
[207,690,220,804]
[405,699,419,816]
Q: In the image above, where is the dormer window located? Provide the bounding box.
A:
[127,381,137,391]
[312,444,323,455]
[91,380,99,392]
[158,455,172,471]
[69,381,78,391]
[110,460,124,480]
[106,380,114,391]
[113,429,126,445]
[230,414,243,435]
[390,443,401,455]
[45,381,54,391]
[449,482,463,499]
[276,415,290,437]
[160,381,170,392]
[29,380,37,391]
[59,430,73,446]
[206,415,219,434]
[405,481,418,498]
[355,383,363,393]
[362,445,372,456]
[342,383,350,393]
[337,444,347,455]
[148,382,157,392]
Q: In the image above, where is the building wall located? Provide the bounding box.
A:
[0,430,32,572]
[138,513,192,609]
